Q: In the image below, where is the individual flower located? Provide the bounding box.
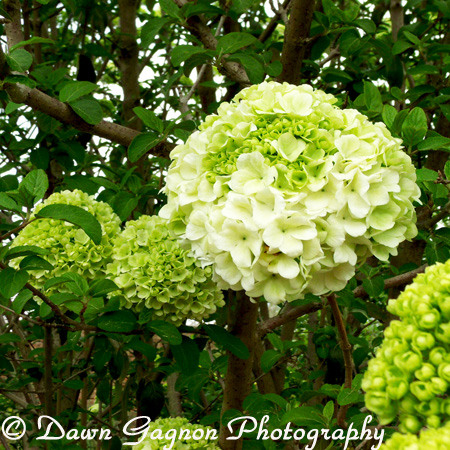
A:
[131,417,219,450]
[379,421,450,449]
[160,81,420,303]
[11,189,121,291]
[363,260,450,432]
[106,216,224,326]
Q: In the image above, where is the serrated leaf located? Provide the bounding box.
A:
[21,169,48,203]
[416,168,438,182]
[12,289,33,314]
[0,193,19,212]
[364,81,382,113]
[6,49,33,72]
[227,53,264,84]
[203,324,250,359]
[171,338,199,375]
[10,37,54,52]
[89,279,118,298]
[5,102,24,114]
[160,0,183,18]
[141,17,171,48]
[260,349,281,373]
[417,136,450,152]
[5,245,49,260]
[402,107,428,147]
[69,98,103,125]
[0,268,29,299]
[98,310,137,333]
[133,107,164,132]
[382,104,397,130]
[128,132,161,162]
[392,40,413,55]
[362,276,384,298]
[171,45,205,67]
[148,321,182,345]
[36,204,102,245]
[217,32,258,55]
[59,81,97,103]
[337,387,360,406]
[19,255,53,271]
[323,401,334,422]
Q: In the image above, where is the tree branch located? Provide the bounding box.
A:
[259,0,291,43]
[277,0,316,84]
[327,294,353,427]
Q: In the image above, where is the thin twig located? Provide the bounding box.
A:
[327,293,353,427]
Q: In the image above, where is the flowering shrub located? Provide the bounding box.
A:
[131,417,219,449]
[363,260,450,432]
[380,421,450,449]
[106,215,224,326]
[160,81,420,303]
[11,189,121,291]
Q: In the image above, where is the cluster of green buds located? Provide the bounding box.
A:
[380,420,450,449]
[131,417,219,449]
[106,216,224,326]
[161,81,420,304]
[11,189,121,292]
[363,260,450,432]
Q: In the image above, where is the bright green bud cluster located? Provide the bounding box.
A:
[11,189,121,291]
[106,216,224,326]
[380,421,450,449]
[363,260,450,431]
[131,417,219,449]
[161,81,420,304]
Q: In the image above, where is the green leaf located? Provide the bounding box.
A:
[63,379,85,390]
[382,104,397,130]
[323,401,334,422]
[362,276,384,298]
[171,45,205,67]
[337,387,361,406]
[227,53,264,84]
[6,245,49,260]
[12,289,33,314]
[36,204,102,245]
[5,102,24,114]
[128,132,161,162]
[59,81,97,103]
[0,193,19,212]
[89,279,118,298]
[402,107,428,147]
[160,0,183,19]
[282,406,327,428]
[147,320,182,345]
[416,168,438,182]
[0,334,22,344]
[353,19,376,34]
[69,98,103,125]
[364,81,382,113]
[0,268,29,299]
[445,160,450,180]
[133,107,164,133]
[260,349,281,373]
[216,32,258,55]
[417,135,450,152]
[141,17,171,48]
[19,255,53,271]
[403,30,421,45]
[171,338,200,375]
[21,169,48,203]
[6,49,33,72]
[126,338,157,361]
[392,40,413,55]
[203,324,250,359]
[98,310,137,333]
[10,37,54,52]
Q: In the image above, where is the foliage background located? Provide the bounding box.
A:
[0,0,449,449]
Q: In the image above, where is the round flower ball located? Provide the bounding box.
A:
[11,189,121,291]
[380,421,450,449]
[363,260,450,433]
[160,81,420,304]
[131,417,219,449]
[105,215,224,326]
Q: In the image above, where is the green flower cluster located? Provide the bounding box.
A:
[160,81,420,304]
[380,421,450,449]
[363,260,450,432]
[106,216,224,326]
[132,417,219,449]
[11,189,121,291]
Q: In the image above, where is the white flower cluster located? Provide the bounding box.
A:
[160,82,420,304]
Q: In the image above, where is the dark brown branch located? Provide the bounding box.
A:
[327,294,353,427]
[353,265,427,299]
[277,0,316,84]
[0,219,35,242]
[418,202,450,230]
[219,292,259,449]
[258,302,322,337]
[259,0,291,43]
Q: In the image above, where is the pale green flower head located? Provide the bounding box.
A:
[106,215,224,326]
[132,417,219,449]
[363,260,450,432]
[160,81,420,304]
[11,189,121,291]
[380,421,450,449]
